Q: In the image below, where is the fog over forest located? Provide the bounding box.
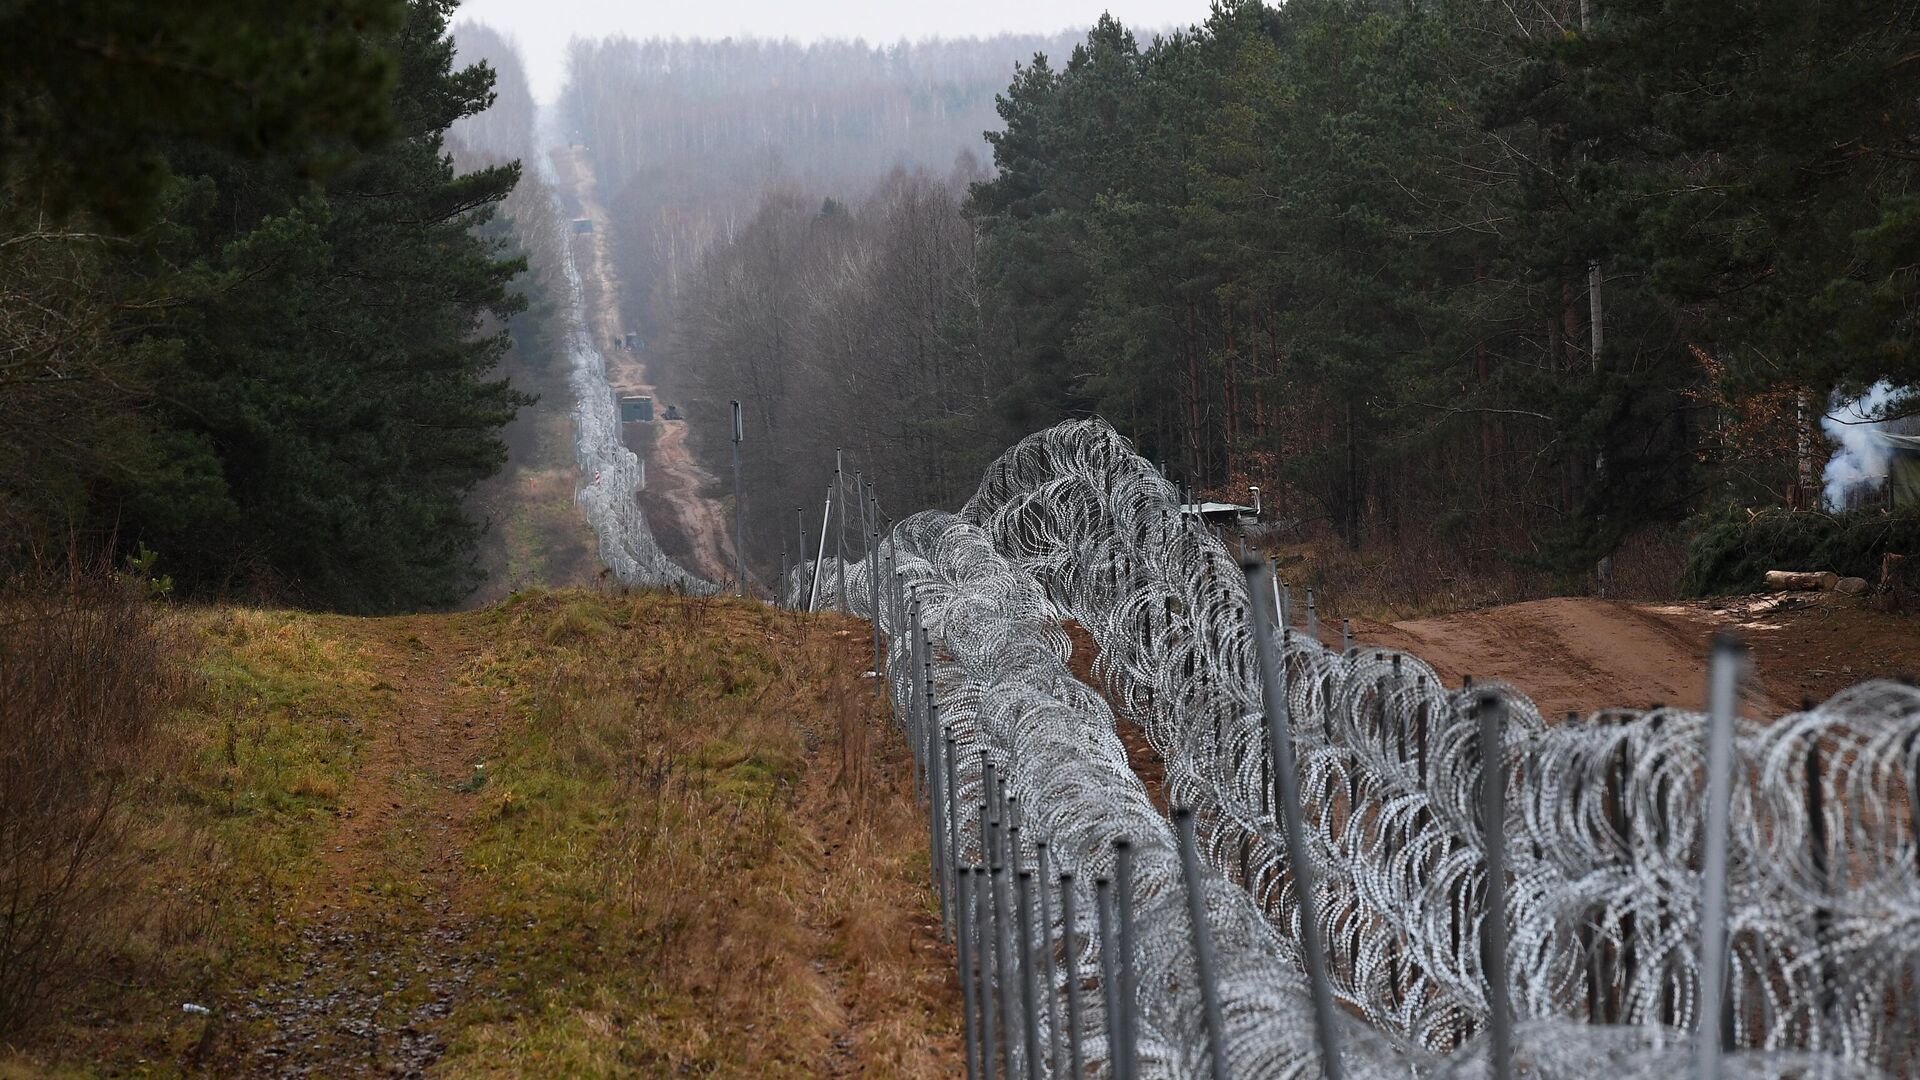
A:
[451,1,1920,605]
[452,27,1089,582]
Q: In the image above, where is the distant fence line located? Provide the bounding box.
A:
[535,151,715,596]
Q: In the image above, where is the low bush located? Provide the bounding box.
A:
[0,556,184,1033]
[1681,505,1920,596]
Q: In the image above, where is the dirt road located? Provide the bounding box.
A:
[1344,594,1920,719]
[226,614,503,1076]
[550,146,736,584]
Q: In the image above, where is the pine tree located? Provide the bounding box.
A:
[106,0,532,611]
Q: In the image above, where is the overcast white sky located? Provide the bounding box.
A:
[454,0,1205,102]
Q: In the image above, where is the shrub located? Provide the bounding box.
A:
[1681,505,1920,596]
[0,556,183,1033]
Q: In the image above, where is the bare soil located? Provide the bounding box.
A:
[549,147,737,585]
[1341,593,1920,720]
[224,615,502,1076]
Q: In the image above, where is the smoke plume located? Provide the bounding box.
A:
[1820,380,1908,509]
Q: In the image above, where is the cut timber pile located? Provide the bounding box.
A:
[1763,569,1870,594]
[1764,570,1838,591]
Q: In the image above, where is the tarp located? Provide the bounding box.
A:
[1882,432,1920,508]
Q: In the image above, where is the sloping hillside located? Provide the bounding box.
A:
[3,592,955,1078]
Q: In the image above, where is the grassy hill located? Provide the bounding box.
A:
[2,591,955,1077]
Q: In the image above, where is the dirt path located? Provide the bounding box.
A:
[229,617,501,1076]
[550,146,736,584]
[1343,594,1920,720]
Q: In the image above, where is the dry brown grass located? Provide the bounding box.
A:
[416,591,958,1078]
[1,588,957,1077]
[0,558,188,1033]
[1262,524,1689,622]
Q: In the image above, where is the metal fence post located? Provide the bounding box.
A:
[1095,877,1123,1080]
[1806,716,1832,1042]
[977,865,999,1080]
[868,529,884,674]
[1005,821,1026,1078]
[958,865,983,1080]
[1037,842,1063,1078]
[920,626,936,801]
[1696,637,1745,1080]
[1477,691,1513,1080]
[906,602,924,795]
[890,567,907,687]
[730,400,746,596]
[794,505,806,601]
[1113,839,1140,1080]
[946,730,963,926]
[1244,560,1343,1080]
[928,704,950,931]
[1175,808,1231,1080]
[834,449,848,614]
[992,860,1015,1080]
[1017,871,1043,1080]
[1062,872,1087,1079]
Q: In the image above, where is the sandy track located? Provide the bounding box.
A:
[1344,594,1920,720]
[550,147,736,585]
[1351,599,1737,718]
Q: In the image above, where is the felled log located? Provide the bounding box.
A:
[1764,570,1839,592]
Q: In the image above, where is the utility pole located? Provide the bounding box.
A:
[730,400,746,598]
[808,486,832,612]
[1583,2,1614,599]
[834,449,849,614]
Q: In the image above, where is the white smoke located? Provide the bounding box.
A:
[1820,380,1908,509]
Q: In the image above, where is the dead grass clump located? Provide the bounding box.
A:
[0,557,186,1033]
[1264,523,1690,621]
[542,598,613,645]
[437,592,957,1077]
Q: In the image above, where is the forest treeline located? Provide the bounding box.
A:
[0,0,532,612]
[561,32,1082,352]
[646,0,1920,592]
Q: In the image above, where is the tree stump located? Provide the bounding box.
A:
[1880,553,1911,612]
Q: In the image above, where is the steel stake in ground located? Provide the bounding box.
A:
[1175,807,1232,1080]
[1697,636,1746,1080]
[1244,560,1343,1080]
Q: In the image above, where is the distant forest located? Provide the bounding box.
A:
[565,1,1920,598]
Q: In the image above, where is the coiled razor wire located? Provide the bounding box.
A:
[533,151,714,593]
[866,510,1428,1080]
[952,419,1916,1074]
[786,418,1909,1078]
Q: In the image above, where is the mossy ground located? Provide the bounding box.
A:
[1,591,956,1077]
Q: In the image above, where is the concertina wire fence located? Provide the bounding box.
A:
[536,148,718,595]
[778,418,1918,1080]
